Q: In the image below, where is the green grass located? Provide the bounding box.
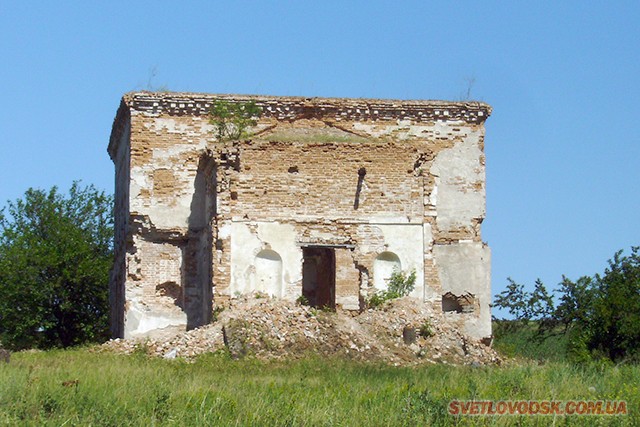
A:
[0,346,637,426]
[492,320,571,362]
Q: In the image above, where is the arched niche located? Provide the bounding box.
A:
[373,251,401,291]
[254,249,283,297]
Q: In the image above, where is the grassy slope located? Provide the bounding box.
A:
[0,346,637,426]
[492,320,571,362]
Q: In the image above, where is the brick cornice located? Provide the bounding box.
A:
[123,92,492,125]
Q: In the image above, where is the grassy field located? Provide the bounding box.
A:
[492,320,572,362]
[0,329,637,426]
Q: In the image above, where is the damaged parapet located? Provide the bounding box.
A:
[108,92,492,340]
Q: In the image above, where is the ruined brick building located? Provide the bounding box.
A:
[108,92,492,341]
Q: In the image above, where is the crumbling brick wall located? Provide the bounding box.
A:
[108,93,492,340]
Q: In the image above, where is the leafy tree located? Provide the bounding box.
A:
[553,275,593,332]
[493,278,533,322]
[495,247,640,363]
[494,278,555,334]
[0,182,113,350]
[529,279,555,320]
[584,248,640,362]
[529,279,557,333]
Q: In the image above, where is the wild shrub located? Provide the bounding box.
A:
[418,320,434,338]
[368,270,416,308]
[209,100,262,140]
[211,306,225,323]
[495,246,640,363]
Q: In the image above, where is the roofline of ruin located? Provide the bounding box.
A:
[108,91,492,159]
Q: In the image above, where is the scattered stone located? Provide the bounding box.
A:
[163,348,177,359]
[99,295,502,366]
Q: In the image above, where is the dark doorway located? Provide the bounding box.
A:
[302,247,336,309]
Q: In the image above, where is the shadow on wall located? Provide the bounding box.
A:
[442,292,476,314]
[183,152,216,329]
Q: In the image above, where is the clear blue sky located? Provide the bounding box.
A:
[1,1,638,307]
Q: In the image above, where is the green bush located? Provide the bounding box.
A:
[211,306,225,323]
[368,270,416,308]
[209,99,262,140]
[418,320,434,338]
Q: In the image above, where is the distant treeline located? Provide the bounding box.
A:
[493,247,640,363]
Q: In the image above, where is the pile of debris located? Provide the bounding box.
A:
[101,295,501,366]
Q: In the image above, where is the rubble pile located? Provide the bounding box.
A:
[101,295,501,366]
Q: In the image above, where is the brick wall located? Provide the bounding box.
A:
[108,92,492,339]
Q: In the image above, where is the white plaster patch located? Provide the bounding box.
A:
[230,222,301,299]
[430,129,485,232]
[368,215,411,224]
[148,118,193,134]
[352,121,469,141]
[375,224,425,300]
[124,302,186,338]
[433,242,491,339]
[230,223,262,296]
[335,295,359,310]
[218,223,232,239]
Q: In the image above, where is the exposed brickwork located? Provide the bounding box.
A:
[108,92,493,340]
